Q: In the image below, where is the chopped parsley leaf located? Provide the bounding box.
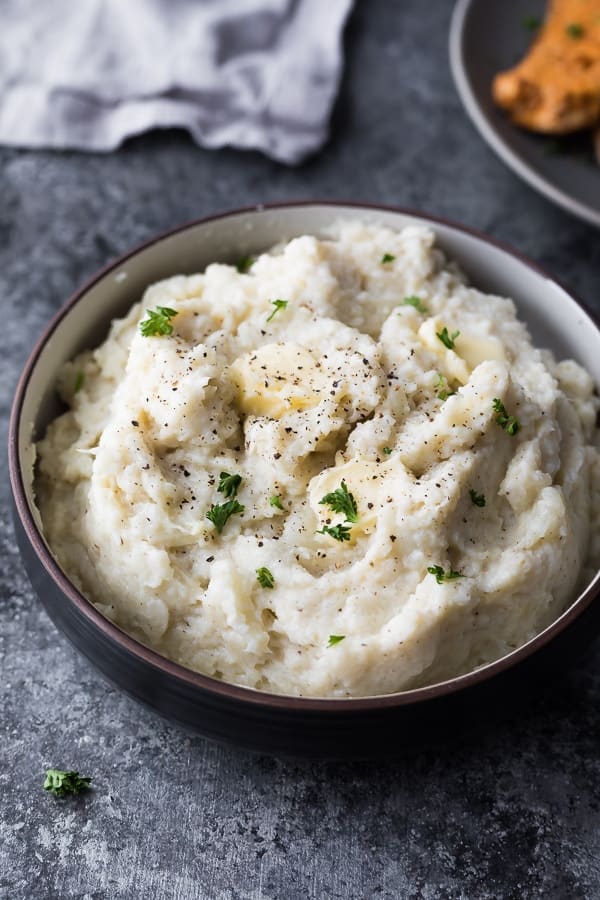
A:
[436,327,460,351]
[139,306,178,337]
[217,471,242,499]
[566,22,584,38]
[206,499,244,533]
[381,253,396,264]
[469,489,486,508]
[74,371,84,394]
[319,480,358,523]
[401,295,429,315]
[382,447,393,455]
[43,769,91,797]
[256,567,275,589]
[492,398,520,435]
[427,565,463,585]
[269,494,284,509]
[522,14,541,31]
[236,255,255,274]
[266,299,288,323]
[544,139,563,156]
[317,523,352,542]
[327,634,346,648]
[436,373,455,401]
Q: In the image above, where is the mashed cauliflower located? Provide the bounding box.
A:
[35,222,600,697]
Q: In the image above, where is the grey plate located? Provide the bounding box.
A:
[450,0,600,228]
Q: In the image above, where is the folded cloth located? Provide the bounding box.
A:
[0,0,353,164]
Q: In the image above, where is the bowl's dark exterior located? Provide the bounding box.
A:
[12,502,600,758]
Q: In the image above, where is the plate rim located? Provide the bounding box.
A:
[449,0,600,229]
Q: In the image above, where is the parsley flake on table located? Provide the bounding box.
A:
[236,255,255,273]
[400,295,429,315]
[206,499,244,533]
[543,139,564,156]
[266,299,289,322]
[327,635,346,648]
[469,489,486,508]
[43,769,92,797]
[436,326,460,351]
[319,480,358,523]
[256,567,275,589]
[381,253,396,264]
[269,494,284,509]
[492,398,520,435]
[427,565,463,585]
[217,471,242,499]
[74,371,85,394]
[436,373,455,401]
[317,523,352,542]
[522,14,541,31]
[139,306,179,337]
[566,22,584,38]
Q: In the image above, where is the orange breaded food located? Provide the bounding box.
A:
[493,0,600,134]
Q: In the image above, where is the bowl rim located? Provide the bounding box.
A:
[8,199,600,712]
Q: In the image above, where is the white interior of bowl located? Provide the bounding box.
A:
[17,204,600,593]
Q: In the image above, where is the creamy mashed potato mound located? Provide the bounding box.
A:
[35,223,600,697]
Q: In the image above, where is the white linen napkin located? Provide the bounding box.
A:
[0,0,353,164]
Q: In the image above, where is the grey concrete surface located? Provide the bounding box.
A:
[2,2,600,898]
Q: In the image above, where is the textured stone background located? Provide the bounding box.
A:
[2,2,600,898]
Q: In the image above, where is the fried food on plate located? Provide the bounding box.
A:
[493,0,600,134]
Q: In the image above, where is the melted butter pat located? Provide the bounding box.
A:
[229,343,325,418]
[418,316,505,385]
[309,456,415,537]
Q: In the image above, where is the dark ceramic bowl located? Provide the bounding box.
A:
[9,203,600,758]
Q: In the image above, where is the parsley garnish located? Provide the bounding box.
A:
[319,480,358,523]
[206,500,244,533]
[74,371,84,394]
[43,769,91,797]
[256,567,275,589]
[469,489,486,508]
[544,140,563,156]
[522,15,541,31]
[436,373,455,401]
[492,398,520,435]
[217,471,242,499]
[381,253,396,264]
[327,634,346,647]
[401,295,429,315]
[269,494,284,509]
[436,327,460,351]
[566,22,584,39]
[318,523,352,542]
[140,306,178,337]
[266,299,288,323]
[427,565,463,585]
[236,255,255,273]
[382,447,393,455]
